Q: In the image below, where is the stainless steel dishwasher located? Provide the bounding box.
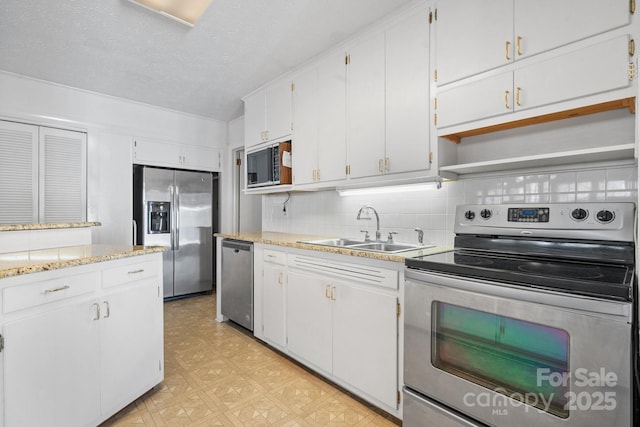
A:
[221,239,254,331]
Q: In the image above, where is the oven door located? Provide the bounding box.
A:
[404,268,632,427]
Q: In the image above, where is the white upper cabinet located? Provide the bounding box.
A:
[133,138,221,172]
[385,10,431,175]
[244,78,293,147]
[0,120,86,224]
[348,5,432,180]
[292,51,347,186]
[347,32,386,179]
[435,0,631,86]
[514,0,630,60]
[436,0,512,85]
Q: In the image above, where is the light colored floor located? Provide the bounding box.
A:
[102,293,400,426]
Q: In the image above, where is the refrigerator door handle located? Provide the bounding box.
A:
[169,185,175,250]
[175,185,180,250]
[132,220,137,245]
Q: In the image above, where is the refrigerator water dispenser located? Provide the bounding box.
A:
[148,201,170,233]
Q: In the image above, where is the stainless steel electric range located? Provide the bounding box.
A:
[403,203,636,427]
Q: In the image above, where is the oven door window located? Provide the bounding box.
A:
[432,302,569,418]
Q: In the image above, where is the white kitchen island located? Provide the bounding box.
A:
[0,223,165,427]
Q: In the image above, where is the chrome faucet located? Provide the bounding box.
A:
[357,205,381,241]
[414,228,424,244]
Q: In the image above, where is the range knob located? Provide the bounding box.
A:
[464,210,476,220]
[480,209,492,219]
[596,210,615,223]
[570,208,588,221]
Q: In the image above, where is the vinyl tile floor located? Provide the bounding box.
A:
[101,293,401,426]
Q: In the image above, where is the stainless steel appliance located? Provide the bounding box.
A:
[246,140,292,188]
[221,239,254,331]
[404,203,636,427]
[133,165,215,298]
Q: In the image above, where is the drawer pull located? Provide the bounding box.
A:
[266,254,276,258]
[42,285,70,294]
[127,269,145,274]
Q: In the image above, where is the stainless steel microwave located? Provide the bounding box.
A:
[246,141,292,188]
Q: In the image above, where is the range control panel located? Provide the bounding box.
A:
[455,203,635,242]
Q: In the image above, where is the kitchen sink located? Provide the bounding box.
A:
[301,238,366,247]
[300,238,433,254]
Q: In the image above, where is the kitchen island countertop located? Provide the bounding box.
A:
[215,231,450,263]
[0,244,166,279]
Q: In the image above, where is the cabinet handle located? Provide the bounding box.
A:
[330,286,336,301]
[325,284,331,299]
[42,285,69,294]
[316,169,320,181]
[128,269,145,274]
[505,41,511,60]
[278,272,283,285]
[378,159,384,173]
[93,302,101,320]
[384,157,390,172]
[504,90,510,109]
[266,254,276,259]
[516,87,522,107]
[103,301,110,319]
[516,36,523,56]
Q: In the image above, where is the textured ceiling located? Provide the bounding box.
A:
[0,0,413,121]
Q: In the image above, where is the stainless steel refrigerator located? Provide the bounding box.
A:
[133,165,214,298]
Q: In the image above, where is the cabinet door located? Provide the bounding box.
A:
[437,71,513,128]
[243,91,266,147]
[133,138,181,167]
[265,79,293,142]
[100,278,163,415]
[39,127,87,223]
[286,271,332,373]
[514,36,632,112]
[0,120,38,224]
[317,51,348,183]
[332,282,398,408]
[385,10,431,174]
[3,300,101,426]
[182,145,222,172]
[515,0,630,60]
[292,67,319,185]
[347,32,386,179]
[436,0,512,85]
[262,264,287,347]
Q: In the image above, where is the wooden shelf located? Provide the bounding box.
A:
[439,143,636,175]
[441,97,636,144]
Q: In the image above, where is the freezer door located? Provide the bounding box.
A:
[139,167,175,297]
[173,170,213,296]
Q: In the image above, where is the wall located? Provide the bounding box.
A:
[0,71,227,245]
[262,163,638,247]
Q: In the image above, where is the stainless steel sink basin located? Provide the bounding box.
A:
[349,242,422,253]
[301,238,366,247]
[300,238,433,254]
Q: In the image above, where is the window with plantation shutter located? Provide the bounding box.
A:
[39,128,87,223]
[0,120,86,224]
[0,121,38,224]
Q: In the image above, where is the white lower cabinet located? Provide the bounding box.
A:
[0,253,163,427]
[256,246,401,415]
[261,249,287,349]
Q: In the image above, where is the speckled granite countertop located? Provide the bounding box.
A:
[215,231,450,263]
[0,245,166,279]
[0,222,102,232]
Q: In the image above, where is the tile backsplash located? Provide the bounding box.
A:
[263,165,637,247]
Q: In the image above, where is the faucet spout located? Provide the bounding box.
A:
[356,205,381,241]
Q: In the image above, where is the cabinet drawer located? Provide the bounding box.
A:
[3,271,99,314]
[102,259,159,289]
[263,249,287,265]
